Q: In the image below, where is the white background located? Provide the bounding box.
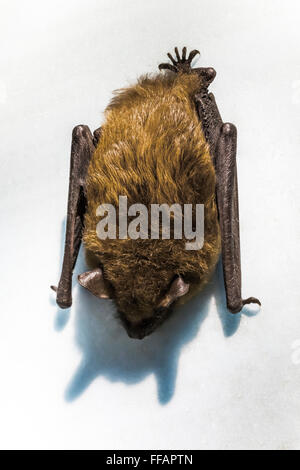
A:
[0,0,300,450]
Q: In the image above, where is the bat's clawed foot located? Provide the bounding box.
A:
[159,47,200,74]
[228,297,261,314]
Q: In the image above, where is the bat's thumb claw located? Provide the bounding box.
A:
[228,297,261,314]
[50,285,72,308]
[243,297,261,307]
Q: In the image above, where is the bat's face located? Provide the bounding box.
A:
[116,275,189,339]
[78,265,190,340]
[117,301,171,340]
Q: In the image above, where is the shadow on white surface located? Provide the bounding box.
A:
[64,273,213,405]
[52,220,259,405]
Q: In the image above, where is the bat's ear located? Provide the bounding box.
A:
[158,275,190,308]
[78,268,112,299]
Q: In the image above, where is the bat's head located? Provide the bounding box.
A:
[115,273,189,339]
[78,246,190,339]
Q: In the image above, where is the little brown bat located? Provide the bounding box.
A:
[51,47,261,339]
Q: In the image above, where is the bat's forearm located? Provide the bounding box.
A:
[52,125,95,309]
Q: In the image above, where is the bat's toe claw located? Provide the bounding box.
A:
[159,47,200,74]
[158,63,177,73]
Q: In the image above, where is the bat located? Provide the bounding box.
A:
[51,47,261,339]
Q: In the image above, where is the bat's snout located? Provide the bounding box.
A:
[126,328,147,340]
[120,312,161,340]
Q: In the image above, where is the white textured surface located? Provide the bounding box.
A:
[0,0,300,450]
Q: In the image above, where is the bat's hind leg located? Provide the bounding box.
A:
[159,47,200,73]
[51,125,95,308]
[216,123,261,313]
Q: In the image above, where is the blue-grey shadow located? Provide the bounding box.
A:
[64,253,254,405]
[65,249,215,405]
[53,218,259,405]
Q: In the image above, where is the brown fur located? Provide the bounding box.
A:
[83,72,221,324]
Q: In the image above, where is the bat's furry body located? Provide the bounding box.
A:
[52,47,260,339]
[84,72,221,324]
